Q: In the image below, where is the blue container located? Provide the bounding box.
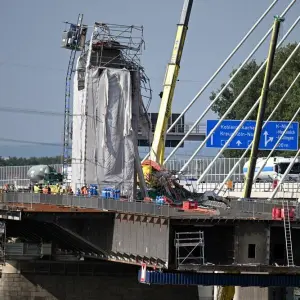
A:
[155,196,164,205]
[89,184,98,196]
[114,189,120,200]
[101,188,113,199]
[93,187,98,196]
[76,188,81,196]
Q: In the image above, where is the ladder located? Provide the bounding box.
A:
[63,14,84,180]
[282,200,294,266]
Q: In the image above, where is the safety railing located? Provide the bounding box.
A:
[0,179,30,190]
[139,123,206,135]
[198,181,300,194]
[231,198,300,220]
[2,192,175,218]
[2,192,300,221]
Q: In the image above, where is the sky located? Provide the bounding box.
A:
[0,0,299,158]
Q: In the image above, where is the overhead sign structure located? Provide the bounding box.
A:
[206,120,299,151]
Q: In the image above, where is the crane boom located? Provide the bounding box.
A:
[149,0,193,165]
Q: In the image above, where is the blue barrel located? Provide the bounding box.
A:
[114,189,120,200]
[155,196,164,205]
[93,187,98,196]
[102,188,113,199]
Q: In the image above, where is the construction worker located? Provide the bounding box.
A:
[43,186,48,194]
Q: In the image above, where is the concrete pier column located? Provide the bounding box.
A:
[2,260,20,274]
[197,285,213,299]
[233,286,240,300]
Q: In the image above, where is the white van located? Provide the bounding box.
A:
[243,157,300,181]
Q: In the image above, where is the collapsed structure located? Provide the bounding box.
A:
[71,23,152,197]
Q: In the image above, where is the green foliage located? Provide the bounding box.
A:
[210,43,300,158]
[0,156,62,166]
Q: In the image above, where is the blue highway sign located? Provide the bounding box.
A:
[206,120,299,151]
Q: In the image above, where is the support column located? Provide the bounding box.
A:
[197,285,213,300]
[233,286,240,300]
[2,261,20,274]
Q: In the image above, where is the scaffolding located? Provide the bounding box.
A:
[70,21,152,191]
[61,14,87,181]
[175,231,205,268]
[78,23,152,109]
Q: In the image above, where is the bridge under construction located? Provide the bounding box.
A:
[2,0,300,299]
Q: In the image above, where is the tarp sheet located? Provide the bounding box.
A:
[72,62,150,198]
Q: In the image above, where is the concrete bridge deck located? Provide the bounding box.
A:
[1,192,300,276]
[1,192,298,221]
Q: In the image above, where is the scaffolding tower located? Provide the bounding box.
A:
[61,14,87,181]
[70,22,152,190]
[79,23,152,109]
[175,231,205,268]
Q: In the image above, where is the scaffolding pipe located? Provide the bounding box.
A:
[268,149,300,200]
[216,69,300,194]
[163,1,295,164]
[178,21,299,175]
[195,42,300,184]
[253,76,300,181]
[82,26,95,186]
[140,0,284,163]
[243,16,284,199]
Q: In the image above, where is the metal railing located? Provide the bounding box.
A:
[139,123,206,135]
[0,164,62,182]
[0,179,30,188]
[197,181,300,194]
[0,158,246,184]
[2,192,174,217]
[2,192,300,221]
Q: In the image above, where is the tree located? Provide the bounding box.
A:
[210,43,300,158]
[0,156,62,166]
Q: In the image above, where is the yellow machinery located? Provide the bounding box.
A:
[142,0,194,184]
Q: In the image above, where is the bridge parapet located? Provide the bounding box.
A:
[2,192,174,217]
[1,192,300,221]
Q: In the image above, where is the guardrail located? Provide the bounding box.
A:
[139,123,206,135]
[2,192,174,218]
[198,181,300,194]
[2,192,300,221]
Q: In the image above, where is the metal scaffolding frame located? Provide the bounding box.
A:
[175,231,205,268]
[62,14,86,181]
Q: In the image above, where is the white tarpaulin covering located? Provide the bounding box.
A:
[72,63,145,197]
